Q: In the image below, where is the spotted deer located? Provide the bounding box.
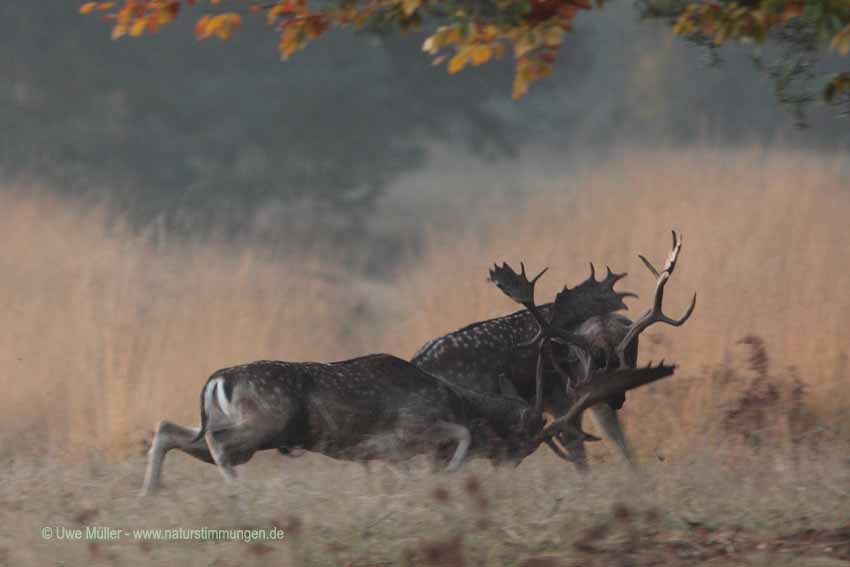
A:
[141,252,684,494]
[142,355,675,495]
[413,231,696,470]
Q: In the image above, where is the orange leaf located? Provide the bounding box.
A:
[781,1,803,22]
[447,52,467,74]
[304,16,328,38]
[111,23,127,39]
[194,14,211,39]
[130,18,147,36]
[79,2,98,14]
[470,44,491,65]
[278,26,300,59]
[117,5,132,26]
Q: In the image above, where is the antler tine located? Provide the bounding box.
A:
[488,261,547,313]
[488,260,561,416]
[638,254,660,278]
[537,391,592,443]
[614,231,697,368]
[531,265,549,285]
[536,364,677,443]
[532,331,594,415]
[533,340,546,416]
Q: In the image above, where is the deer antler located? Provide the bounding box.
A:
[488,262,592,417]
[536,362,677,444]
[549,263,637,331]
[488,262,550,337]
[547,262,636,392]
[614,231,696,368]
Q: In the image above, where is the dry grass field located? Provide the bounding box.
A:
[1,146,849,566]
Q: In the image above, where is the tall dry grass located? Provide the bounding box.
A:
[0,188,394,459]
[1,145,849,462]
[392,145,850,457]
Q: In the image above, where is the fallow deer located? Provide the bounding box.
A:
[141,253,683,494]
[413,231,696,470]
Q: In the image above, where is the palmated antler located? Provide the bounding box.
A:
[550,264,637,331]
[536,362,677,445]
[488,262,550,339]
[488,262,593,417]
[614,231,697,368]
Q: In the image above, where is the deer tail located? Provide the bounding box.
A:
[191,375,231,443]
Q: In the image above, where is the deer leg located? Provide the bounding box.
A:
[433,422,471,473]
[205,429,240,483]
[565,439,589,473]
[142,420,214,496]
[590,404,635,468]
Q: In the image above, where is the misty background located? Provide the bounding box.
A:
[1,2,848,271]
[3,3,850,503]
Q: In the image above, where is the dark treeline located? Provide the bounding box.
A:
[1,2,847,253]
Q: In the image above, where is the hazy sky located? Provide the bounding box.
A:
[1,2,847,240]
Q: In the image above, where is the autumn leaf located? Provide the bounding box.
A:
[447,51,468,73]
[130,18,147,36]
[781,1,804,22]
[512,72,529,99]
[470,44,492,65]
[422,35,438,52]
[823,73,850,102]
[542,25,563,47]
[279,26,302,59]
[444,26,461,44]
[195,14,211,39]
[304,16,328,39]
[73,0,850,104]
[402,0,421,17]
[832,24,850,56]
[157,2,180,24]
